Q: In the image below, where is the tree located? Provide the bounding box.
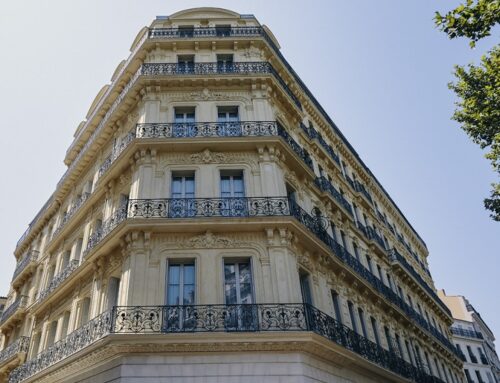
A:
[435,0,500,221]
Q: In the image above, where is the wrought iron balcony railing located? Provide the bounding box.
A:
[354,180,373,204]
[0,337,29,366]
[366,226,386,250]
[314,177,353,217]
[276,124,314,170]
[0,296,29,325]
[36,260,79,303]
[140,62,301,108]
[51,192,91,241]
[149,26,263,39]
[388,249,451,317]
[8,304,445,383]
[128,197,290,219]
[136,120,278,139]
[450,327,484,339]
[300,123,341,166]
[11,251,39,282]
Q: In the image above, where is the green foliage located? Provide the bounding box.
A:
[436,0,500,220]
[435,0,500,47]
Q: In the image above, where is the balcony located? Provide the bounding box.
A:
[0,337,29,369]
[314,176,353,217]
[36,260,79,304]
[450,327,484,339]
[276,124,314,171]
[141,62,301,109]
[149,25,263,39]
[0,296,29,327]
[354,180,373,205]
[8,304,445,383]
[11,251,38,285]
[388,248,452,317]
[50,192,91,241]
[300,123,341,167]
[366,226,386,253]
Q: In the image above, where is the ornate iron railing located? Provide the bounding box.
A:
[0,296,29,325]
[287,199,459,358]
[388,249,451,317]
[128,197,290,219]
[0,337,29,366]
[140,62,301,108]
[9,311,111,383]
[276,124,313,170]
[314,177,353,216]
[366,226,386,250]
[12,251,39,282]
[300,123,341,166]
[82,205,128,258]
[8,304,445,383]
[51,192,91,240]
[450,327,483,340]
[136,121,278,139]
[36,260,79,303]
[149,26,263,39]
[97,130,136,178]
[354,180,373,204]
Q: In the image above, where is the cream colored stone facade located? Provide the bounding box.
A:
[0,7,464,383]
[439,290,500,383]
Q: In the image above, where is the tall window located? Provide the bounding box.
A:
[347,301,358,333]
[331,290,342,324]
[366,255,373,273]
[370,316,380,346]
[299,271,313,305]
[216,54,233,72]
[223,260,256,330]
[358,308,368,337]
[79,297,91,326]
[174,106,196,137]
[171,172,195,217]
[167,263,195,305]
[60,311,70,339]
[384,326,394,352]
[217,106,240,136]
[353,243,360,262]
[220,171,244,198]
[405,340,415,365]
[107,277,121,310]
[46,321,58,348]
[395,333,404,359]
[177,54,195,72]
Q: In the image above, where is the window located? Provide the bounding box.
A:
[60,311,70,339]
[30,332,41,358]
[365,255,373,273]
[171,172,195,217]
[475,370,483,383]
[340,231,348,250]
[167,263,195,305]
[395,333,404,358]
[46,320,58,348]
[216,54,234,72]
[347,301,358,333]
[74,238,83,262]
[215,25,231,37]
[405,340,415,365]
[286,184,297,204]
[353,243,360,262]
[220,171,245,198]
[79,297,91,326]
[370,316,380,346]
[217,106,240,136]
[384,326,394,352]
[178,25,194,37]
[173,106,196,136]
[358,308,368,337]
[60,250,71,271]
[331,290,342,324]
[299,271,313,305]
[107,277,121,310]
[377,264,383,281]
[223,260,256,330]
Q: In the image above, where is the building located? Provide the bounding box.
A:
[439,290,500,383]
[0,7,465,383]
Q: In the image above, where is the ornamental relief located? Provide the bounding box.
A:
[161,88,252,105]
[157,149,259,172]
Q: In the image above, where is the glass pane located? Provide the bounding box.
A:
[225,283,237,304]
[172,178,182,197]
[168,265,180,284]
[218,112,227,122]
[167,285,180,305]
[233,176,244,197]
[174,113,184,123]
[221,177,231,197]
[183,284,195,305]
[238,262,251,284]
[185,177,195,197]
[224,264,236,283]
[185,112,195,122]
[183,265,195,284]
[239,283,253,304]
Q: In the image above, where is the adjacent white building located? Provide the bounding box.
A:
[439,290,500,383]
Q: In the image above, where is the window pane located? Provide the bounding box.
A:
[238,262,251,284]
[183,265,195,284]
[224,264,236,283]
[185,177,195,197]
[168,265,180,284]
[183,284,195,305]
[172,178,182,197]
[167,285,180,305]
[239,283,253,304]
[221,177,231,197]
[225,283,237,304]
[233,177,244,197]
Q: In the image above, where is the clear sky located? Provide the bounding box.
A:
[0,0,498,340]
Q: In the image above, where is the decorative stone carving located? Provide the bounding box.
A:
[179,231,250,249]
[158,150,259,171]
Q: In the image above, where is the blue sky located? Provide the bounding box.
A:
[0,0,498,339]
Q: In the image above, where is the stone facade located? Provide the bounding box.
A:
[0,7,464,383]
